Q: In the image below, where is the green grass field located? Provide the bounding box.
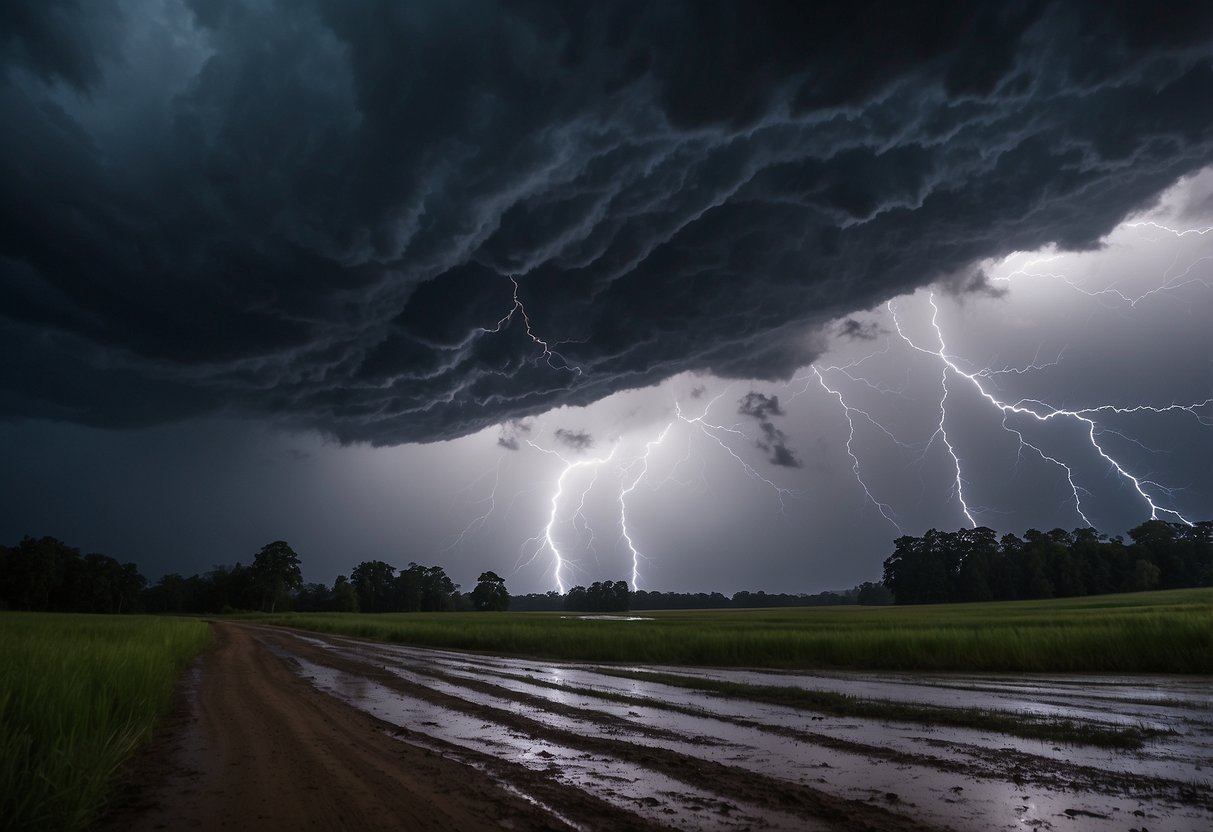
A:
[0,613,211,832]
[262,587,1212,673]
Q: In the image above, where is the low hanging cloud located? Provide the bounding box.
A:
[554,428,595,453]
[739,392,800,468]
[1,1,1212,445]
[836,319,882,341]
[496,419,532,451]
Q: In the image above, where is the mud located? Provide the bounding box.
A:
[105,622,1213,831]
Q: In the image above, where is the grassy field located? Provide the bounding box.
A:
[0,613,211,832]
[262,587,1212,673]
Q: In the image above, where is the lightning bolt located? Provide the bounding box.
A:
[994,220,1213,308]
[572,463,604,559]
[675,394,799,513]
[1124,220,1213,237]
[517,439,618,593]
[618,423,674,589]
[808,366,903,533]
[445,455,503,552]
[509,386,805,592]
[890,293,1203,527]
[488,209,1208,592]
[481,276,582,374]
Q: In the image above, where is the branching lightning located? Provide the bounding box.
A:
[466,216,1210,594]
[481,276,582,374]
[807,366,903,532]
[508,388,804,592]
[618,424,674,588]
[445,455,503,552]
[675,394,799,513]
[889,293,1205,527]
[995,221,1213,308]
[517,440,619,593]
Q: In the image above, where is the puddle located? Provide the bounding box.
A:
[270,630,1213,832]
[293,655,823,831]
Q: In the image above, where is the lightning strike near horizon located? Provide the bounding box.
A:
[481,208,1211,594]
[618,423,674,589]
[517,440,619,593]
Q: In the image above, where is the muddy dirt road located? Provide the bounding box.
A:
[108,622,1212,831]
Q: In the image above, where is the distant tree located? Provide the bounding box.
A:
[610,580,631,612]
[856,581,893,605]
[419,564,459,611]
[393,562,459,612]
[394,563,423,611]
[586,581,607,612]
[0,536,148,614]
[293,582,334,612]
[252,541,303,613]
[146,573,188,613]
[352,560,397,612]
[1124,559,1161,593]
[333,574,359,612]
[565,585,588,612]
[471,571,510,611]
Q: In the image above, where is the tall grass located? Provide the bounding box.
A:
[262,587,1212,673]
[0,613,211,832]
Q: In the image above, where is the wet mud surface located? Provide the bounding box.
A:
[108,622,1213,831]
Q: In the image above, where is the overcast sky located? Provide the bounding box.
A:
[2,1,1211,593]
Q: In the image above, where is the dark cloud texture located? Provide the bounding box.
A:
[739,391,799,468]
[836,319,881,341]
[554,428,594,453]
[2,1,1212,445]
[496,418,531,451]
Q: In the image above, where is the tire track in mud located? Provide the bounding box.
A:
[253,626,943,832]
[422,664,1208,808]
[255,624,1213,832]
[273,627,1210,810]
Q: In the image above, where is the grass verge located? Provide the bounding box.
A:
[0,613,212,832]
[258,587,1212,673]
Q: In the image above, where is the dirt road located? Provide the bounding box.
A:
[102,621,654,832]
[103,621,1213,831]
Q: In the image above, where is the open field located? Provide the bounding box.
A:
[259,587,1213,673]
[108,621,1212,831]
[0,613,211,832]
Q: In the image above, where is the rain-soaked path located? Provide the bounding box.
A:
[253,624,1213,832]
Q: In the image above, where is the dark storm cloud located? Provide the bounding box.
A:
[2,1,1212,444]
[836,319,881,341]
[554,428,594,452]
[496,418,532,451]
[739,391,800,468]
[739,392,784,421]
[937,267,1008,300]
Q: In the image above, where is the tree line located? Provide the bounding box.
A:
[5,519,1208,615]
[145,556,513,615]
[0,536,146,614]
[881,520,1213,605]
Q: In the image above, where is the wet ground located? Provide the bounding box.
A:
[251,624,1213,831]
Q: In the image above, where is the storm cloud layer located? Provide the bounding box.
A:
[3,0,1212,445]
